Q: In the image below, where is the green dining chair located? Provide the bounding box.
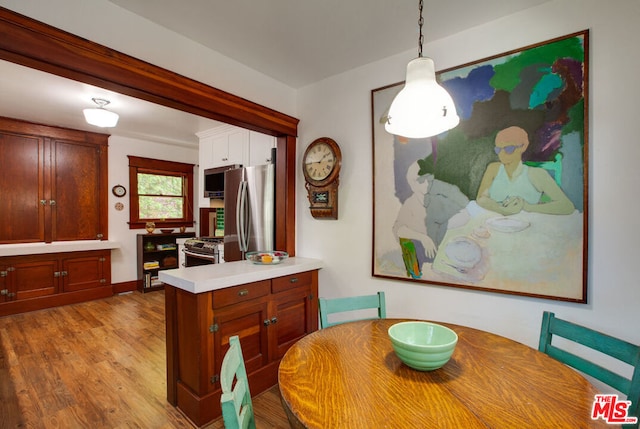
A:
[220,335,256,429]
[319,291,386,329]
[538,311,640,428]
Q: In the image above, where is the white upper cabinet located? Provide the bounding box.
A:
[197,125,275,208]
[248,131,275,166]
[198,125,248,169]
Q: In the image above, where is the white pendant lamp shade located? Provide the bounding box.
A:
[385,57,459,139]
[83,98,119,128]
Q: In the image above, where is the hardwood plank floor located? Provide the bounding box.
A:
[0,291,290,428]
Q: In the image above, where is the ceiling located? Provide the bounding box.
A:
[0,0,551,146]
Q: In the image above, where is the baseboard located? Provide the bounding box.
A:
[0,286,114,317]
[112,280,137,294]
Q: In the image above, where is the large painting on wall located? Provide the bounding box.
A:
[371,30,589,302]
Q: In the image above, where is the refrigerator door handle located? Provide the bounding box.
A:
[236,180,244,252]
[236,180,249,252]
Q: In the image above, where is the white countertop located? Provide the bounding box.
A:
[159,257,323,294]
[0,240,120,257]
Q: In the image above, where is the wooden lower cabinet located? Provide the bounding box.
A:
[0,250,111,315]
[165,269,319,427]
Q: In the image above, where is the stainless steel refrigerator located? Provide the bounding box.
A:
[223,163,275,262]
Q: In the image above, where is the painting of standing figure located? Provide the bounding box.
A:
[371,31,588,303]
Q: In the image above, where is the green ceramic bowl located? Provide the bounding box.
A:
[388,321,458,371]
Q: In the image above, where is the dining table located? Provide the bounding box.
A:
[278,318,616,428]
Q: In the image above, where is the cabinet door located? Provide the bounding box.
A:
[0,261,11,302]
[51,139,104,241]
[271,285,316,360]
[248,131,275,166]
[213,298,269,381]
[0,132,45,243]
[225,130,248,166]
[9,257,59,300]
[61,251,109,292]
[209,130,247,168]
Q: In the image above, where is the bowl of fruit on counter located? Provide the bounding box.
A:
[245,251,289,265]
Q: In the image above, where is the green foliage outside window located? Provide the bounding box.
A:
[138,173,184,219]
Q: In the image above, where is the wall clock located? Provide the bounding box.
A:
[112,184,127,197]
[302,137,342,219]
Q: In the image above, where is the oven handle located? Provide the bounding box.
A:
[183,249,218,260]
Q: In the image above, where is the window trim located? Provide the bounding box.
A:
[128,156,195,230]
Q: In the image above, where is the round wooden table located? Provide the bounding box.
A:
[278,319,615,428]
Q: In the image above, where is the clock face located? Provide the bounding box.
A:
[304,142,336,181]
[112,185,127,197]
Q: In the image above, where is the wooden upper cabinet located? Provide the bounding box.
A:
[0,131,45,242]
[0,117,108,244]
[51,138,106,241]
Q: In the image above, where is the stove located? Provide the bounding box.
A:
[183,237,224,265]
[184,237,223,254]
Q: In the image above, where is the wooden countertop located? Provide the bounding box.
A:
[158,256,323,293]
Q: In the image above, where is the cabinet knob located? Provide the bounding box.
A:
[270,317,278,325]
[238,289,249,297]
[263,319,271,326]
[49,200,56,206]
[40,199,47,206]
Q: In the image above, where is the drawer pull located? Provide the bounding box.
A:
[263,319,271,326]
[289,277,299,283]
[238,289,249,297]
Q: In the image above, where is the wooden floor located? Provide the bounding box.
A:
[0,291,290,428]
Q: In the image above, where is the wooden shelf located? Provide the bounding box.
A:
[136,232,194,293]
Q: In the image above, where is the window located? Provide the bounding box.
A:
[128,156,194,230]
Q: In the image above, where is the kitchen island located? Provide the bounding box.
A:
[159,257,322,427]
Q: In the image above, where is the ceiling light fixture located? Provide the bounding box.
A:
[83,98,119,128]
[385,0,459,139]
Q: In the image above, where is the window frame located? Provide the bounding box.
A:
[127,156,194,230]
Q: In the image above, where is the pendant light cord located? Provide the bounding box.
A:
[418,0,424,58]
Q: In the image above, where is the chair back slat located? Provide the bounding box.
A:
[319,291,386,329]
[220,335,256,429]
[549,316,639,365]
[545,344,631,393]
[539,311,640,428]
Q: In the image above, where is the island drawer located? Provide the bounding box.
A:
[272,271,313,294]
[212,280,271,309]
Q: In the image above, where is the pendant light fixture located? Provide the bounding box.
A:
[385,0,459,139]
[83,98,119,128]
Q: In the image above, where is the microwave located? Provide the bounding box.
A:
[203,164,241,199]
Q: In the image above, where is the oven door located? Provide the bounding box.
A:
[183,249,218,267]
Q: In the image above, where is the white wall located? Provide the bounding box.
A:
[296,0,640,388]
[107,136,198,284]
